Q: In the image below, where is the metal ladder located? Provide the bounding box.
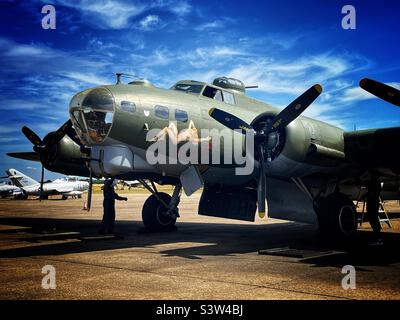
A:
[357,195,392,228]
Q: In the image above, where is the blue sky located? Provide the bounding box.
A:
[0,0,399,180]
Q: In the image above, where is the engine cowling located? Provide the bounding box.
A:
[251,114,346,177]
[42,134,90,177]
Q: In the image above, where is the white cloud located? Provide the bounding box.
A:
[55,0,146,29]
[47,0,192,29]
[62,72,110,86]
[168,0,191,16]
[338,82,400,103]
[0,125,20,134]
[0,137,20,143]
[339,87,374,103]
[224,54,350,96]
[193,18,235,31]
[137,15,161,31]
[194,20,224,31]
[0,37,107,75]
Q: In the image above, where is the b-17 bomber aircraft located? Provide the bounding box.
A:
[5,169,89,200]
[8,75,400,241]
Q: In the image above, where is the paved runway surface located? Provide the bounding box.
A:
[1,192,400,300]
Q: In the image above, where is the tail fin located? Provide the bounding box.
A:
[6,168,38,188]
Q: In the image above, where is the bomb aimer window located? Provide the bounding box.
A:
[69,87,115,144]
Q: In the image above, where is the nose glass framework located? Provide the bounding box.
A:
[69,88,115,144]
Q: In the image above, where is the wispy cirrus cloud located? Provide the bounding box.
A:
[194,17,235,31]
[136,15,163,31]
[33,0,192,29]
[0,33,373,134]
[337,82,400,103]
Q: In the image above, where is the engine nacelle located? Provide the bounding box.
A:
[258,116,346,178]
[42,135,90,177]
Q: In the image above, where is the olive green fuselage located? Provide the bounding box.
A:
[81,82,348,185]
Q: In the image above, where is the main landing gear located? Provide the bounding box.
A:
[139,180,182,231]
[314,192,358,240]
[315,178,383,243]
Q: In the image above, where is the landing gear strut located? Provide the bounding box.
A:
[139,180,182,231]
[314,192,358,240]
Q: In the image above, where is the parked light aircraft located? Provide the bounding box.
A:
[0,181,22,198]
[6,168,89,199]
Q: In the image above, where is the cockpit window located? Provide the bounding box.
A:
[203,86,222,101]
[222,91,235,105]
[172,83,204,95]
[202,86,235,104]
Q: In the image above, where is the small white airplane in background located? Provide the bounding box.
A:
[120,180,141,189]
[0,181,23,198]
[6,168,89,200]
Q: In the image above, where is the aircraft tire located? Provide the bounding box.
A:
[142,192,176,231]
[315,193,357,240]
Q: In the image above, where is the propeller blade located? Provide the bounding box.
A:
[22,126,42,146]
[86,168,93,211]
[209,108,253,133]
[263,84,322,134]
[48,119,73,146]
[257,145,266,218]
[39,165,44,201]
[360,78,400,107]
[7,152,40,162]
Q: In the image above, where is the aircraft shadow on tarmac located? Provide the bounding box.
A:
[1,216,400,269]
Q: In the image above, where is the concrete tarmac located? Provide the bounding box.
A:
[0,192,400,300]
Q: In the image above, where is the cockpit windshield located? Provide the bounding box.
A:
[171,83,204,95]
[69,87,115,144]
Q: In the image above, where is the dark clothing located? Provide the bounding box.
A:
[366,180,382,237]
[100,180,125,234]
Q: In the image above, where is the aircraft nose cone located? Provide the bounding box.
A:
[69,87,115,145]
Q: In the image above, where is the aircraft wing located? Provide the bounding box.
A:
[7,152,40,162]
[344,126,400,176]
[344,79,400,177]
[54,186,75,193]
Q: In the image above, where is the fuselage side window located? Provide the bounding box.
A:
[222,91,235,105]
[155,105,169,119]
[121,101,136,112]
[214,90,223,102]
[175,109,188,122]
[203,86,235,104]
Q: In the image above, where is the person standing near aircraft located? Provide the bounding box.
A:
[99,178,128,234]
[366,179,383,245]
